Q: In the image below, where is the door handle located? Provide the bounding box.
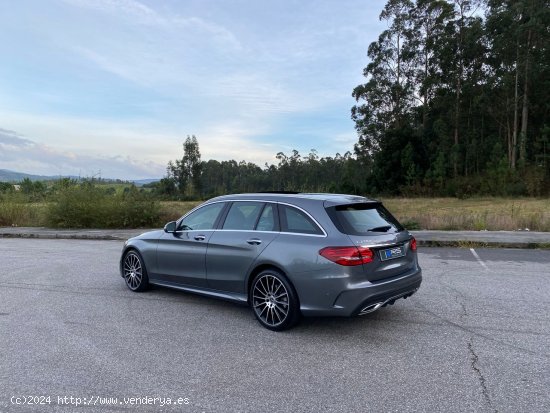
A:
[246,238,262,245]
[194,235,206,241]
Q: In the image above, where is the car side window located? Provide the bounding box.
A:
[222,202,264,230]
[179,203,225,231]
[279,205,324,235]
[255,203,278,231]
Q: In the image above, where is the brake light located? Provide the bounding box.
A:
[319,246,374,266]
[410,237,417,251]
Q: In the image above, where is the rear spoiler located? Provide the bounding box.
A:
[323,199,380,208]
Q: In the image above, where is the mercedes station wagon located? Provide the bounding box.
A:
[120,193,422,330]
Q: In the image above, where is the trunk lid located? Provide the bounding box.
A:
[347,232,416,282]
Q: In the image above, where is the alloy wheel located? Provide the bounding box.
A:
[252,274,290,327]
[123,252,143,291]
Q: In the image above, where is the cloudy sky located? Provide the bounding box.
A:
[0,0,386,180]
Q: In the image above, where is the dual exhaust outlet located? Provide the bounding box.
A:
[358,288,418,316]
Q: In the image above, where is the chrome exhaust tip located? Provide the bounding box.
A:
[358,302,384,315]
[358,288,419,316]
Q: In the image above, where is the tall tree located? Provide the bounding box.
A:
[352,0,416,146]
[486,0,549,168]
[411,0,454,129]
[167,135,202,197]
[445,0,482,176]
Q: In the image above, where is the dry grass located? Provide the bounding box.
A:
[2,197,549,231]
[381,197,550,231]
[0,196,48,227]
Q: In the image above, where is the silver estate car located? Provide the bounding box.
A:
[120,193,422,330]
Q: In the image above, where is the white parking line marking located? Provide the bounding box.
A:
[470,248,490,271]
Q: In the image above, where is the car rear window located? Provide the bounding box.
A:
[326,203,404,235]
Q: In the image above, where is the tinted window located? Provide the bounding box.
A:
[255,203,278,231]
[327,203,404,235]
[280,205,323,235]
[179,203,224,230]
[223,202,264,230]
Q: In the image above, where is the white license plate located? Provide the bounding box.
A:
[379,246,404,261]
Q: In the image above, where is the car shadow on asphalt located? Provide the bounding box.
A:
[146,284,425,337]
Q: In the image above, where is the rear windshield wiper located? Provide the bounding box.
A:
[367,225,392,232]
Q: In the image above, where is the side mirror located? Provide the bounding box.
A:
[164,221,177,233]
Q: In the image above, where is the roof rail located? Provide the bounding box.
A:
[256,191,300,194]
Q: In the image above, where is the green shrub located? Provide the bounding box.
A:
[524,166,546,197]
[47,183,160,228]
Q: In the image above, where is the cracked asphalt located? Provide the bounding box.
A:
[0,239,549,413]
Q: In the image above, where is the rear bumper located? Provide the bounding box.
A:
[299,266,422,317]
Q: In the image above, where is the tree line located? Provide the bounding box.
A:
[147,136,369,199]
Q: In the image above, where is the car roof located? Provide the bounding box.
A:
[207,192,379,207]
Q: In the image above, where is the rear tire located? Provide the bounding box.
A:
[122,250,149,292]
[250,269,300,331]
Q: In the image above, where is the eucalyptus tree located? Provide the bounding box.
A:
[411,0,454,129]
[486,0,549,168]
[352,0,417,150]
[167,135,202,197]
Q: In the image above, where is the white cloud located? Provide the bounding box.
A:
[0,126,165,179]
[0,128,34,148]
[0,111,281,179]
[62,0,342,118]
[197,121,278,165]
[61,0,165,25]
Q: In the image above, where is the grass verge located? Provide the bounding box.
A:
[1,196,549,231]
[0,194,48,227]
[381,197,550,231]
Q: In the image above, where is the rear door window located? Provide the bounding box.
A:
[326,203,404,235]
[222,202,264,231]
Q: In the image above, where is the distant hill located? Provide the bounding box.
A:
[132,179,160,186]
[0,169,159,186]
[0,169,73,182]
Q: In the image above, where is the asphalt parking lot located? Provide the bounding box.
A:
[0,239,549,412]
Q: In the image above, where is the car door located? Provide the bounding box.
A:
[206,201,280,293]
[156,202,226,287]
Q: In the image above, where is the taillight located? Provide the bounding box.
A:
[319,246,374,266]
[410,237,417,251]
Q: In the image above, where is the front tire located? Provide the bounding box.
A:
[122,250,149,292]
[251,269,300,331]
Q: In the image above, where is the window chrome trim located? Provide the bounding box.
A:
[212,229,326,238]
[176,199,327,237]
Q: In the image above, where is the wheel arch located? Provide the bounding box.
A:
[246,263,298,305]
[120,245,145,277]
